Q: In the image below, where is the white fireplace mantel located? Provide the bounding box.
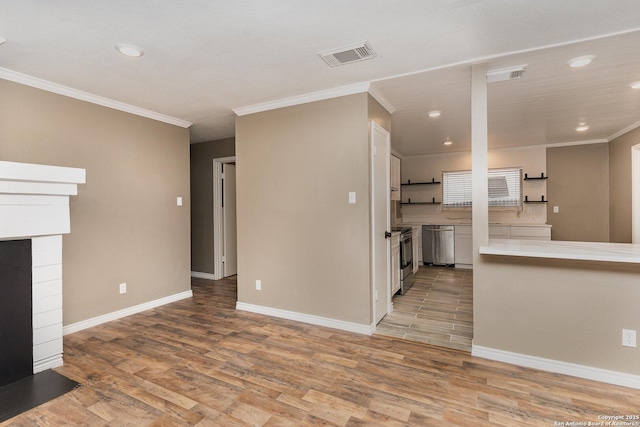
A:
[0,160,85,373]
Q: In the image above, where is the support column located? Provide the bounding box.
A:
[471,63,489,264]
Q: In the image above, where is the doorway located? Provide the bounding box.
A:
[213,156,237,279]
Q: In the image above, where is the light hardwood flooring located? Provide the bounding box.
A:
[4,275,640,426]
[376,266,473,352]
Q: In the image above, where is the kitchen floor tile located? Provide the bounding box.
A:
[375,266,473,352]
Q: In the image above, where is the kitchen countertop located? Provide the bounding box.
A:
[480,239,640,264]
[400,222,552,227]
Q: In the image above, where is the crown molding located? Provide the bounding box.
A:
[233,81,382,116]
[607,120,640,141]
[0,67,192,128]
[367,84,396,114]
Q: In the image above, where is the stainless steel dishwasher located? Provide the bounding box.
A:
[422,225,455,266]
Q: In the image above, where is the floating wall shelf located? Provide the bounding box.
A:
[401,198,441,205]
[524,173,548,180]
[401,178,441,185]
[524,195,548,203]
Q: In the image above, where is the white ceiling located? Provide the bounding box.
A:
[1,1,640,155]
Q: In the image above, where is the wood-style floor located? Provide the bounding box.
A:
[4,276,640,426]
[376,267,473,352]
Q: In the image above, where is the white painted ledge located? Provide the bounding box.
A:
[480,239,640,264]
[0,160,85,185]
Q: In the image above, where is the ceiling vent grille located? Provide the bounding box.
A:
[487,65,527,84]
[319,41,377,67]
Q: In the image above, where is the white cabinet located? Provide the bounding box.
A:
[452,224,551,268]
[510,226,551,240]
[454,225,473,267]
[412,226,421,273]
[489,226,509,239]
[390,155,401,201]
[390,233,401,295]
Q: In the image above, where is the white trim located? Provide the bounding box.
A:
[63,290,193,335]
[213,156,236,280]
[191,271,217,280]
[236,302,376,336]
[472,345,640,390]
[0,67,192,129]
[233,82,371,116]
[34,355,63,374]
[367,84,396,114]
[608,120,640,142]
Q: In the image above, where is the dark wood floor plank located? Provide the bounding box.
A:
[2,274,640,426]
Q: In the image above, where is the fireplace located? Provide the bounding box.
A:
[0,161,85,375]
[0,240,32,387]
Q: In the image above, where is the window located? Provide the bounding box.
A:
[442,168,522,208]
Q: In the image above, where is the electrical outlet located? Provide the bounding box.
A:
[255,280,261,291]
[622,329,636,347]
[119,282,127,294]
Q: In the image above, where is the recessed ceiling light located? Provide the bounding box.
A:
[576,124,589,132]
[115,43,144,58]
[630,81,640,89]
[567,55,595,68]
[428,110,441,118]
[443,139,453,146]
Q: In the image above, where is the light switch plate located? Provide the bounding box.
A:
[177,197,183,206]
[553,206,559,213]
[349,192,356,204]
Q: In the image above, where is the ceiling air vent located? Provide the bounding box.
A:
[319,41,377,67]
[487,65,527,84]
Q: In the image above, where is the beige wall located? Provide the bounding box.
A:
[609,127,640,243]
[546,143,609,242]
[475,255,640,375]
[0,80,191,325]
[235,93,388,325]
[399,146,547,224]
[190,137,235,274]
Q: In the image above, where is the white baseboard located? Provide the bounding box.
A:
[63,290,193,335]
[472,344,640,390]
[34,355,63,374]
[191,271,217,280]
[236,302,375,336]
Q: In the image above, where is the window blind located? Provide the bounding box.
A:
[442,168,522,208]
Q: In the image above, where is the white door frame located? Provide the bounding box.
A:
[213,156,236,280]
[370,121,392,325]
[632,145,640,243]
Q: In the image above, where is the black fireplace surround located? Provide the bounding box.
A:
[0,239,33,388]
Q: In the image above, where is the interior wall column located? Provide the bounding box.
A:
[471,62,489,261]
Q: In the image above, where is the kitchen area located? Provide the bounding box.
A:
[378,144,552,351]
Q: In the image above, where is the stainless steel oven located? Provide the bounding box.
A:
[397,227,414,294]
